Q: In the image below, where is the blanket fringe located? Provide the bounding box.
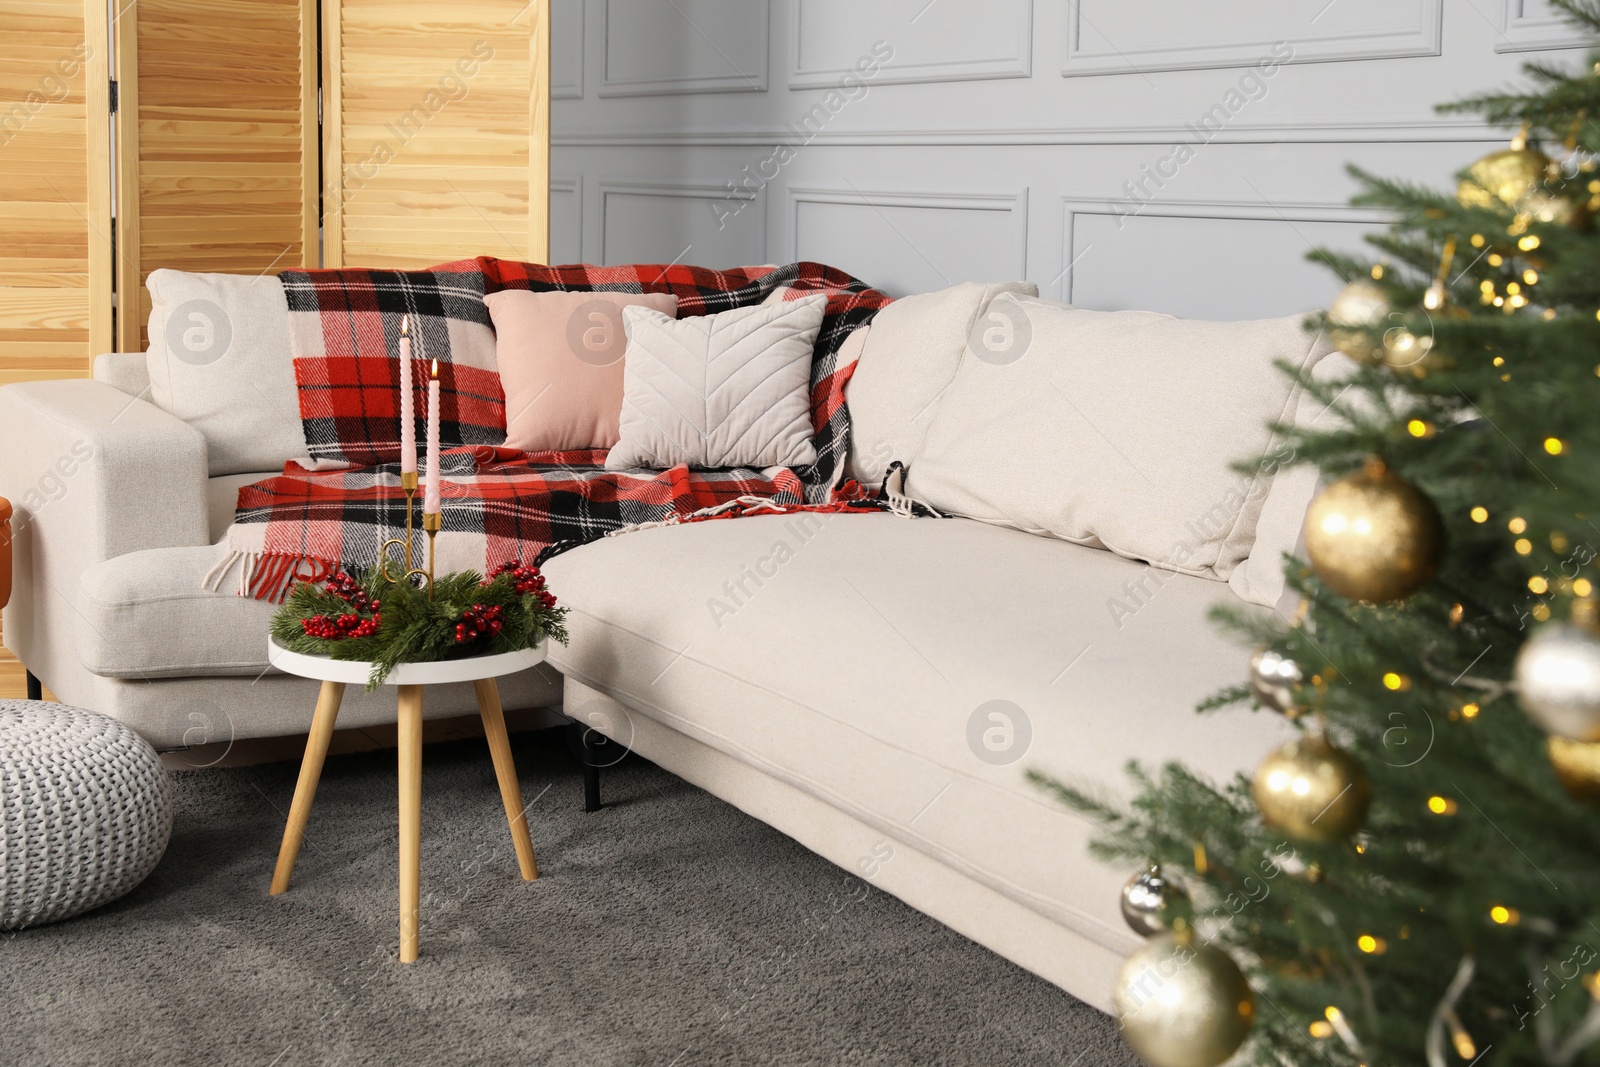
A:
[205,549,335,603]
[602,494,870,541]
[881,462,940,519]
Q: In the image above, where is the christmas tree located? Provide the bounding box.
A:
[1036,4,1600,1065]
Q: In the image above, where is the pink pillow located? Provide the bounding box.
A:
[486,289,679,452]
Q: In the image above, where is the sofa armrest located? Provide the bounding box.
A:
[93,352,152,399]
[0,380,209,563]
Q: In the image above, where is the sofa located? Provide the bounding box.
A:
[0,270,1345,1012]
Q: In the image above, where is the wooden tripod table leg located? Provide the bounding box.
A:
[270,680,346,895]
[473,678,539,881]
[397,684,424,964]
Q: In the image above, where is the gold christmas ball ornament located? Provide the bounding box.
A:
[1122,865,1188,937]
[1381,323,1437,371]
[1249,646,1304,717]
[1457,137,1554,212]
[1302,460,1445,603]
[1114,933,1255,1067]
[1515,622,1600,741]
[1253,736,1371,842]
[1520,187,1587,229]
[1547,736,1600,799]
[1326,279,1391,365]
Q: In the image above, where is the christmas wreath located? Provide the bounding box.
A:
[269,563,569,690]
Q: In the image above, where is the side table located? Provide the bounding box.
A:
[266,639,547,963]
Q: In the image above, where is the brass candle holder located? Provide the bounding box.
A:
[379,471,437,597]
[422,512,440,599]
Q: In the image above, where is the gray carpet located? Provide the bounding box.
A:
[0,729,1136,1067]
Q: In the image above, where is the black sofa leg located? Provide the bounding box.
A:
[585,729,601,812]
[25,670,41,702]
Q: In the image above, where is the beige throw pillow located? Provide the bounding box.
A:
[145,270,306,476]
[905,294,1333,581]
[605,294,827,471]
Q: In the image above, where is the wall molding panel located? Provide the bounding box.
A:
[598,0,769,97]
[553,119,1503,149]
[550,176,583,263]
[788,0,1032,89]
[1496,0,1594,53]
[597,180,764,267]
[1058,197,1391,315]
[1062,0,1443,76]
[786,186,1029,294]
[551,0,585,98]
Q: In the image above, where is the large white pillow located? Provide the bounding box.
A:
[905,294,1333,581]
[145,270,306,476]
[605,294,827,471]
[845,280,1038,488]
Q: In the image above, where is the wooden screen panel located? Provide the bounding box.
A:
[0,1,108,700]
[0,0,111,385]
[325,0,550,269]
[115,0,317,351]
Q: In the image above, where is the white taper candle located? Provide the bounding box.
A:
[399,316,417,475]
[424,360,442,516]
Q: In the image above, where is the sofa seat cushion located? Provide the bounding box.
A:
[76,546,279,679]
[541,514,1297,958]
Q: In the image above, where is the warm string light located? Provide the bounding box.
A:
[1357,934,1387,955]
[1470,506,1489,523]
[1428,796,1459,815]
[1490,905,1521,925]
[1445,1010,1477,1059]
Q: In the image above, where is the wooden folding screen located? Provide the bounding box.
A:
[0,0,111,385]
[113,0,319,351]
[322,0,550,269]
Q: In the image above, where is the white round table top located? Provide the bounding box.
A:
[267,638,548,687]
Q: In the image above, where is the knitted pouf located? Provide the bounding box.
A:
[0,701,174,929]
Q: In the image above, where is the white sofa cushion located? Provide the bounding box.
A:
[145,269,305,477]
[906,295,1332,582]
[606,295,826,471]
[541,513,1295,963]
[1228,351,1360,611]
[845,281,1038,489]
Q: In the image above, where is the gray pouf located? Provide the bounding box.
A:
[0,700,174,929]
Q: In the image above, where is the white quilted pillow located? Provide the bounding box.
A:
[605,294,827,471]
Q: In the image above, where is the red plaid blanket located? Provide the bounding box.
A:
[282,261,505,468]
[213,261,892,601]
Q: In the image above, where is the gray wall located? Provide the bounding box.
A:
[551,0,1588,318]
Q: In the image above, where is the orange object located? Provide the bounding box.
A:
[0,496,11,610]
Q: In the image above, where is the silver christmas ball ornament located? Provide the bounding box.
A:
[1115,933,1255,1067]
[1122,865,1187,937]
[1516,623,1600,741]
[1249,646,1304,717]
